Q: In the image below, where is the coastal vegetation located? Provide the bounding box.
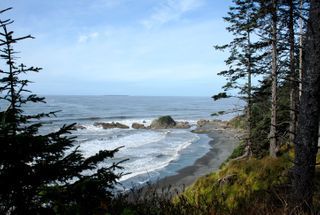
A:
[212,0,320,211]
[0,8,124,214]
[1,0,320,214]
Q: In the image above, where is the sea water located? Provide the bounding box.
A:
[5,95,243,188]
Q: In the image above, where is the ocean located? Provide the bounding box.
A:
[13,95,243,188]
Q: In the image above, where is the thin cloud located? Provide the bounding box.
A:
[78,32,99,43]
[142,0,205,29]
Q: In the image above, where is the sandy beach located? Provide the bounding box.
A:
[151,121,241,192]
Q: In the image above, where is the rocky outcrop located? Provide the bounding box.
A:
[175,121,191,129]
[197,119,210,127]
[94,122,129,129]
[192,120,229,133]
[132,123,146,129]
[150,116,177,129]
[149,116,192,129]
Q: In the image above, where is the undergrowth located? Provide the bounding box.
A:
[178,155,292,214]
[107,151,320,214]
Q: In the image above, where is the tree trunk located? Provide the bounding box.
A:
[289,0,297,144]
[292,0,320,208]
[299,0,304,98]
[247,30,253,156]
[269,0,278,157]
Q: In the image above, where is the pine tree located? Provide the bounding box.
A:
[256,0,291,157]
[277,0,308,146]
[213,0,268,156]
[0,8,124,214]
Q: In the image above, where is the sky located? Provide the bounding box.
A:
[1,0,232,96]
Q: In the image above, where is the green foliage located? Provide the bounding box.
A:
[228,141,246,160]
[247,79,291,157]
[108,184,211,215]
[227,115,246,129]
[178,156,292,214]
[0,9,124,214]
[211,92,228,101]
[108,151,320,214]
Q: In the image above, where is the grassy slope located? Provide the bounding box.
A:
[110,115,320,214]
[177,150,320,214]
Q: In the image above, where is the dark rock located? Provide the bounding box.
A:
[150,116,176,129]
[94,122,129,129]
[132,123,146,129]
[114,122,130,129]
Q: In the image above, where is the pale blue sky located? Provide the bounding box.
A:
[1,0,232,96]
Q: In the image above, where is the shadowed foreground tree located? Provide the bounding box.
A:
[0,8,124,214]
[292,0,320,209]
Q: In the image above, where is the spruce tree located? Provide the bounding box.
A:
[213,0,268,156]
[256,0,289,157]
[0,8,124,214]
[276,0,308,146]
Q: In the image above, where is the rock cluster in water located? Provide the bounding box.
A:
[150,116,176,129]
[79,116,193,130]
[94,122,129,129]
[191,119,228,134]
[149,116,191,129]
[131,123,147,129]
[93,116,192,130]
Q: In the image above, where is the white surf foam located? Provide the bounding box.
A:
[72,121,202,184]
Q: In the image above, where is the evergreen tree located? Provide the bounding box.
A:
[0,8,124,214]
[275,0,309,146]
[213,0,268,156]
[256,0,293,156]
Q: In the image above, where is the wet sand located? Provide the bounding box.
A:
[151,121,241,192]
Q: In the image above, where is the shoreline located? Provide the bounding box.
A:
[150,121,241,192]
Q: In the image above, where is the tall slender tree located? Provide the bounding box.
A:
[269,0,279,157]
[288,0,298,145]
[213,0,266,156]
[298,0,304,98]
